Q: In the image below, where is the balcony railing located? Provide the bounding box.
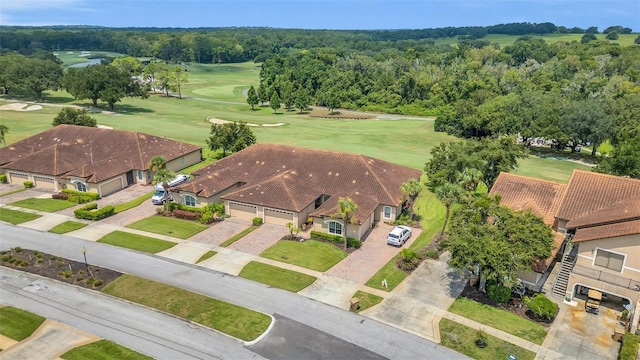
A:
[572,264,640,291]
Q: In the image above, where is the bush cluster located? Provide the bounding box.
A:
[23,181,34,188]
[167,202,204,214]
[52,192,70,200]
[421,249,440,259]
[252,217,263,226]
[172,209,201,221]
[0,174,7,183]
[619,332,640,360]
[524,293,559,322]
[74,203,115,220]
[63,189,100,203]
[309,230,361,248]
[487,284,512,303]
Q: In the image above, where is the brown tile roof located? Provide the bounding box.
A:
[179,143,422,216]
[556,170,640,226]
[489,173,567,225]
[310,193,380,224]
[573,219,640,243]
[532,231,566,273]
[567,197,640,229]
[0,125,200,183]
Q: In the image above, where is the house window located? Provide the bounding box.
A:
[383,206,392,219]
[184,195,196,207]
[594,249,624,272]
[180,156,185,164]
[147,170,152,181]
[137,170,143,181]
[328,221,343,236]
[75,182,87,192]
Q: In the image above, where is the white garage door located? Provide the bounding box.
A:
[264,208,294,227]
[33,175,56,189]
[100,177,123,196]
[229,202,257,220]
[8,172,28,184]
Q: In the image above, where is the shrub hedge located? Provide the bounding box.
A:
[252,217,263,226]
[172,209,201,221]
[74,203,115,221]
[524,293,559,322]
[63,189,100,204]
[0,174,7,183]
[487,284,511,303]
[52,192,70,200]
[619,332,640,360]
[167,202,204,214]
[310,230,361,249]
[23,181,34,188]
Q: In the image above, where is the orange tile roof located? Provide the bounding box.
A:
[177,143,422,215]
[573,219,640,243]
[532,231,565,273]
[556,170,640,224]
[489,173,567,225]
[0,125,201,183]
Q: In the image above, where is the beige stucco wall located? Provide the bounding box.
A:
[567,272,640,305]
[575,234,640,280]
[165,150,202,173]
[6,171,58,191]
[518,270,542,287]
[312,216,365,240]
[375,204,401,223]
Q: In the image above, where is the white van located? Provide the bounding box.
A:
[150,174,189,205]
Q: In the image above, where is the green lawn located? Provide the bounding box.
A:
[512,156,593,183]
[48,221,87,234]
[352,291,384,313]
[102,275,271,342]
[0,306,46,341]
[113,192,153,214]
[448,297,548,345]
[220,225,258,247]
[196,250,217,263]
[239,261,317,292]
[97,231,177,253]
[10,198,76,212]
[435,33,639,48]
[0,207,42,224]
[366,187,445,291]
[61,340,152,360]
[260,240,347,272]
[126,216,208,239]
[439,318,536,360]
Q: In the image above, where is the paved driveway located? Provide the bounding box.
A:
[0,185,53,205]
[189,217,252,246]
[326,223,421,284]
[228,223,290,255]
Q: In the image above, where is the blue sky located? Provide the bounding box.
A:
[1,0,638,31]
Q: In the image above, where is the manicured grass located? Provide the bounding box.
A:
[10,198,76,212]
[97,231,177,253]
[512,156,593,183]
[448,297,547,345]
[126,216,208,239]
[61,340,152,360]
[113,191,153,214]
[239,261,317,292]
[0,207,42,224]
[0,188,26,197]
[0,306,46,341]
[102,275,271,341]
[366,186,445,291]
[439,318,536,360]
[48,221,87,234]
[196,250,217,263]
[260,240,347,272]
[352,291,384,313]
[220,225,258,247]
[434,33,639,48]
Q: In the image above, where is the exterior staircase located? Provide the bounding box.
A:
[552,244,577,298]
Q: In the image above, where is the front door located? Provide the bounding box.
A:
[126,171,135,185]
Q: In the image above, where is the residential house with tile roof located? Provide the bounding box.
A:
[491,170,640,331]
[174,144,422,240]
[0,125,202,196]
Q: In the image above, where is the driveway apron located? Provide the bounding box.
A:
[228,223,289,255]
[188,217,251,246]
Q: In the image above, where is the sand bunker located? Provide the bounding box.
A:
[207,117,284,127]
[97,125,113,129]
[0,103,43,111]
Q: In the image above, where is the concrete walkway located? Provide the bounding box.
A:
[0,203,575,359]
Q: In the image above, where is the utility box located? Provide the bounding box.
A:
[350,297,360,312]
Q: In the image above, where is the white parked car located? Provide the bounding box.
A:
[151,174,190,205]
[387,225,412,246]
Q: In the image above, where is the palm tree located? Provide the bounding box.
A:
[0,124,8,147]
[458,168,482,193]
[153,168,176,210]
[148,155,166,172]
[434,183,463,239]
[400,179,422,217]
[334,197,358,250]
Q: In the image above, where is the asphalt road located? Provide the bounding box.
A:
[0,224,468,360]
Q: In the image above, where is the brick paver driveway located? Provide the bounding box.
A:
[0,185,54,205]
[325,223,421,284]
[188,217,252,246]
[228,223,289,255]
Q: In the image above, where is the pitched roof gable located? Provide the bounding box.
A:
[573,219,640,243]
[185,144,422,213]
[0,125,200,183]
[489,172,567,225]
[556,170,640,225]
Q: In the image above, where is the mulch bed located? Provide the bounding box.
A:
[0,248,122,291]
[460,283,553,327]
